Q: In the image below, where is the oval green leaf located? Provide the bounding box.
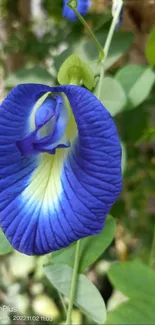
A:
[107,261,155,299]
[44,264,107,324]
[116,64,155,109]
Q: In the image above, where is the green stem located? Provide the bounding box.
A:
[67,1,104,60]
[97,0,123,100]
[149,225,155,270]
[65,240,81,325]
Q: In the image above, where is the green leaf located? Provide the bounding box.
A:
[0,228,13,255]
[145,26,155,67]
[95,77,127,116]
[116,65,145,94]
[108,261,155,299]
[106,298,155,325]
[44,264,106,324]
[52,215,116,272]
[129,68,155,107]
[58,54,94,90]
[116,64,155,108]
[5,66,53,88]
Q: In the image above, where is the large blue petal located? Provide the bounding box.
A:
[0,84,122,255]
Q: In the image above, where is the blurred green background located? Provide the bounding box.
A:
[0,0,155,324]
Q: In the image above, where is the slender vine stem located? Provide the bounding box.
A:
[67,1,104,60]
[97,0,123,100]
[149,225,155,270]
[65,240,81,325]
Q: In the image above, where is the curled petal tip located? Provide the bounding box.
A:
[0,84,122,255]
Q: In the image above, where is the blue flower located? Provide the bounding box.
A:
[63,0,91,21]
[0,84,122,255]
[112,0,123,30]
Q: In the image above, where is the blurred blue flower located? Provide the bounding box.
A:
[63,0,91,21]
[0,84,122,255]
[112,0,123,30]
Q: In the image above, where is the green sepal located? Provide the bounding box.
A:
[57,54,95,90]
[67,0,78,9]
